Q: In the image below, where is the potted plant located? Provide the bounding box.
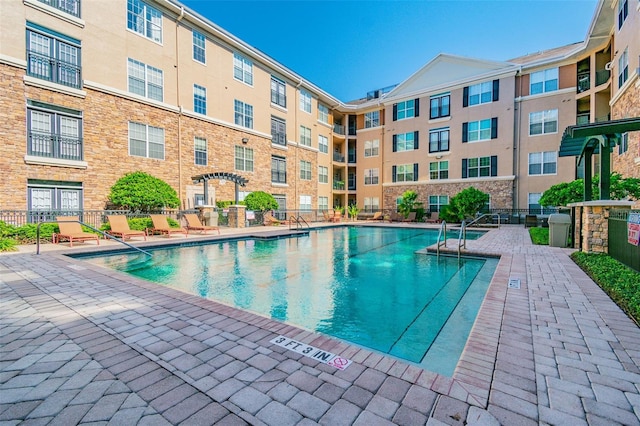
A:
[347,204,360,221]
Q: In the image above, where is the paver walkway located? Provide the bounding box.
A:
[1,225,639,425]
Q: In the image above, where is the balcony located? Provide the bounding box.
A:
[333,124,345,135]
[333,181,345,190]
[28,132,83,161]
[37,0,80,17]
[27,51,81,89]
[333,152,345,163]
[577,71,590,93]
[595,69,610,86]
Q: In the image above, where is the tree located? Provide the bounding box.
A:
[243,191,278,212]
[540,173,640,206]
[398,190,420,219]
[108,171,179,212]
[441,187,489,222]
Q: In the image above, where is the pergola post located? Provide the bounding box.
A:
[599,136,611,200]
[583,146,593,202]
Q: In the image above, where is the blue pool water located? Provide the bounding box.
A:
[82,226,497,376]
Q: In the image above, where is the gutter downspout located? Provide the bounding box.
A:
[176,7,184,207]
[513,66,523,211]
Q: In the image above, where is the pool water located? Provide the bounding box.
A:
[83,226,497,376]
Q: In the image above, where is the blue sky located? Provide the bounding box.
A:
[181,0,599,101]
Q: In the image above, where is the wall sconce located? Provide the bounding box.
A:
[242,137,249,144]
[436,155,443,159]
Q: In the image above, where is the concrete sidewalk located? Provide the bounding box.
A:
[1,225,639,425]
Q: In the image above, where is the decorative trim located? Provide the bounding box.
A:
[24,155,88,169]
[23,0,85,28]
[24,76,86,98]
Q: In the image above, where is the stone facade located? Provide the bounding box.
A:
[570,201,634,253]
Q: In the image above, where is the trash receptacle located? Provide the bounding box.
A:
[548,214,571,247]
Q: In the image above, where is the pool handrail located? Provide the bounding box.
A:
[288,215,310,230]
[37,219,152,257]
[457,220,467,259]
[436,220,447,256]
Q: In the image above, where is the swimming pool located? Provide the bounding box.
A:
[81,226,497,376]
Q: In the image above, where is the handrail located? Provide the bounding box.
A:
[436,220,447,257]
[36,220,152,257]
[288,215,310,231]
[457,220,467,259]
[465,213,493,228]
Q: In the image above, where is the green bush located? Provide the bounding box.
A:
[243,191,278,212]
[0,238,18,252]
[108,171,180,212]
[398,190,420,219]
[529,228,549,245]
[13,223,59,244]
[440,187,489,223]
[571,252,640,324]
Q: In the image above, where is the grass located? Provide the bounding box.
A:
[571,251,640,325]
[529,227,549,245]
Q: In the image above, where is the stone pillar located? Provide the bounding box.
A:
[227,205,246,228]
[568,200,634,253]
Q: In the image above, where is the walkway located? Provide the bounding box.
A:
[1,225,639,425]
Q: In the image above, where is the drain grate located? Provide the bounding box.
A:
[508,278,521,289]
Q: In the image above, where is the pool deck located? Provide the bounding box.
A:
[1,223,639,425]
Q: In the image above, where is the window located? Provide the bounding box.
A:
[235,146,254,171]
[271,77,286,108]
[530,68,558,94]
[463,80,499,107]
[392,164,418,182]
[618,0,628,29]
[299,195,311,211]
[619,132,629,154]
[463,118,497,142]
[393,132,418,152]
[318,135,328,153]
[364,197,379,212]
[271,116,286,146]
[529,109,558,135]
[299,160,312,180]
[430,93,450,119]
[618,49,628,88]
[193,84,206,115]
[529,151,557,175]
[192,30,205,63]
[37,0,80,17]
[26,25,81,89]
[429,128,450,153]
[319,196,328,211]
[299,126,311,147]
[194,137,207,165]
[429,161,448,180]
[128,58,163,101]
[364,139,379,157]
[318,104,329,124]
[528,193,542,214]
[364,168,379,185]
[233,53,253,85]
[462,156,497,178]
[428,195,448,213]
[127,0,162,43]
[300,90,312,113]
[234,100,253,129]
[129,122,164,159]
[271,156,286,183]
[28,180,82,216]
[27,100,83,161]
[393,99,419,120]
[318,166,328,184]
[365,111,380,128]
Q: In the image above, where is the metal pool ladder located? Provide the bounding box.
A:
[436,220,447,256]
[288,215,310,231]
[436,220,467,259]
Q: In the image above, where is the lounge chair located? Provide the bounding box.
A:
[389,212,402,222]
[184,213,220,234]
[403,212,417,222]
[263,212,281,226]
[107,215,147,241]
[148,214,188,237]
[367,212,383,221]
[425,212,441,223]
[55,216,100,247]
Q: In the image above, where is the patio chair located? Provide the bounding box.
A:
[55,216,100,247]
[148,214,188,237]
[184,213,220,235]
[425,212,441,223]
[389,212,402,222]
[263,211,281,226]
[106,215,147,241]
[367,212,383,221]
[403,212,417,222]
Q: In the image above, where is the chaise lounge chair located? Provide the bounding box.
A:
[107,215,147,241]
[184,213,220,234]
[367,212,383,221]
[263,211,281,226]
[148,214,188,237]
[55,216,100,247]
[425,212,441,223]
[403,212,417,222]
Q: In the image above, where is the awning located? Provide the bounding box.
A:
[559,117,640,158]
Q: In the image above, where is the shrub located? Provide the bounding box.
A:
[441,187,489,223]
[571,252,640,324]
[108,171,180,212]
[13,223,59,244]
[398,191,420,219]
[0,238,18,252]
[529,227,549,245]
[243,191,278,212]
[540,173,640,207]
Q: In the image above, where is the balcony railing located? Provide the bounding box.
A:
[37,0,80,17]
[28,132,83,161]
[577,71,590,93]
[333,124,345,135]
[333,152,345,162]
[576,113,590,125]
[27,50,81,89]
[595,69,610,86]
[271,171,286,184]
[333,181,345,190]
[348,150,356,163]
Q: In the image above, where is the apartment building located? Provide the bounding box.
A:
[0,0,637,217]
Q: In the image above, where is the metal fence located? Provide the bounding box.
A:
[608,209,640,272]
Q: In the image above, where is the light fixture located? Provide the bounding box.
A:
[242,137,249,144]
[436,155,443,159]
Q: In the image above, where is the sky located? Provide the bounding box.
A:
[180,0,599,101]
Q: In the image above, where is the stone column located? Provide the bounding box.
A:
[568,200,634,253]
[227,205,246,228]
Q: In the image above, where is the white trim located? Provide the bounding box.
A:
[24,155,88,169]
[515,86,575,102]
[24,76,86,98]
[0,54,27,69]
[23,0,85,27]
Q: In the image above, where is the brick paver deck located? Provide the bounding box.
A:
[1,224,639,425]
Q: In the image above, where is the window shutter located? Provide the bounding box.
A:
[492,80,499,102]
[463,86,469,107]
[393,104,398,121]
[491,155,498,176]
[392,165,397,182]
[462,122,468,143]
[414,99,420,117]
[413,163,418,181]
[414,131,419,149]
[462,159,468,178]
[491,117,498,139]
[392,135,397,152]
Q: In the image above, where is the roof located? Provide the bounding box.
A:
[559,117,640,158]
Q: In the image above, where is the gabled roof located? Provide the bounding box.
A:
[382,53,518,103]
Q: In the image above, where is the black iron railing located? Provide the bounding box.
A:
[28,132,83,161]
